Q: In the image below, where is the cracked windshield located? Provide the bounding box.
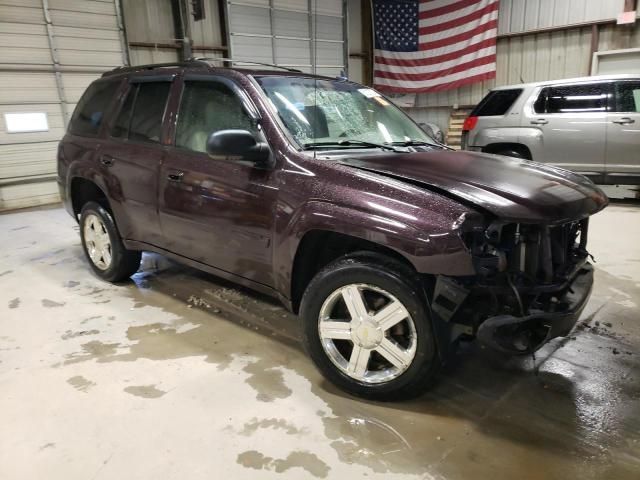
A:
[255,76,435,149]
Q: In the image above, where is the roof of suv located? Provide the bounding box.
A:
[492,73,639,91]
[101,58,339,81]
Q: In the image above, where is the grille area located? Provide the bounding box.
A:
[468,218,589,286]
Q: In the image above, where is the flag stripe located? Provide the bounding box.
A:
[374,62,496,88]
[375,46,495,74]
[420,0,498,26]
[419,19,498,50]
[419,0,497,18]
[419,1,499,34]
[374,54,495,81]
[375,28,497,61]
[373,0,498,93]
[374,70,496,93]
[375,38,496,67]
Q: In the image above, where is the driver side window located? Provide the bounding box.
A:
[176,80,256,154]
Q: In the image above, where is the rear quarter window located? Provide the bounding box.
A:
[69,80,120,137]
[471,89,523,116]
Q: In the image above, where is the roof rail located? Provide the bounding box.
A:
[192,57,303,73]
[101,57,304,77]
[101,59,209,77]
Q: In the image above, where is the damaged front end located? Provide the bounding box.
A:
[431,218,594,355]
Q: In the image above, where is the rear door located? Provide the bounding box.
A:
[158,75,278,287]
[99,76,174,245]
[524,82,609,182]
[605,80,640,184]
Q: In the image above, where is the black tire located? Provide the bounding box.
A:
[494,149,527,159]
[79,201,141,282]
[300,252,440,401]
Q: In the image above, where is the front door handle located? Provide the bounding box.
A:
[167,171,184,182]
[100,155,114,167]
[612,117,635,125]
[530,119,548,125]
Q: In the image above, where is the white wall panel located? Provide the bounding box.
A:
[0,142,59,179]
[498,0,625,34]
[128,46,177,65]
[0,0,125,210]
[228,0,346,73]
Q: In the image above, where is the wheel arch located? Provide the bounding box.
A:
[482,142,532,159]
[70,177,111,220]
[289,229,417,314]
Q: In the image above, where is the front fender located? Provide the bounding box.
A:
[273,200,476,299]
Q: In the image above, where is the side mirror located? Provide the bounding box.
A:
[206,129,273,168]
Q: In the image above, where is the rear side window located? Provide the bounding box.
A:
[535,84,608,114]
[111,81,171,143]
[614,81,640,113]
[69,80,120,136]
[471,89,522,116]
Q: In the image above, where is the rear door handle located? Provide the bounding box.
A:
[612,117,635,125]
[167,171,184,182]
[100,155,114,167]
[530,119,548,125]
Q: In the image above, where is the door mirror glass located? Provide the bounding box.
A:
[206,129,272,167]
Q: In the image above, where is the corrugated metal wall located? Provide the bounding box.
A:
[0,0,126,210]
[498,0,624,34]
[121,0,226,65]
[227,0,346,77]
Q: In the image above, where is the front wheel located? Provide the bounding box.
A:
[79,202,141,282]
[300,253,440,401]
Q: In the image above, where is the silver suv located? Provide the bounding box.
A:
[461,74,640,185]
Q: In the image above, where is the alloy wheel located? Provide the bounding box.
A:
[318,283,417,384]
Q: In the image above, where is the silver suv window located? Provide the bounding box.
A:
[470,89,522,116]
[614,81,640,113]
[533,83,609,114]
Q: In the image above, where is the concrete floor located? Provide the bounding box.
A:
[1,204,639,480]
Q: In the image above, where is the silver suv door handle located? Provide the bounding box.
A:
[530,119,548,125]
[612,117,635,125]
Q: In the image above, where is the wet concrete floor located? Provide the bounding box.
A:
[0,204,639,479]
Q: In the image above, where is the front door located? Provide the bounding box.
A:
[606,80,640,184]
[100,78,173,245]
[158,77,278,287]
[524,83,609,182]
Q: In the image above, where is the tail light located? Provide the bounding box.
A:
[462,116,478,131]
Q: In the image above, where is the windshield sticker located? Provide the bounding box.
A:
[294,101,305,111]
[358,88,381,98]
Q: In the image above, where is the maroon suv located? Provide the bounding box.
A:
[57,60,608,400]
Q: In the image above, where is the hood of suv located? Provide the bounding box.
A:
[338,150,608,224]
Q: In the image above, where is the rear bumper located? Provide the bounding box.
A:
[477,263,594,354]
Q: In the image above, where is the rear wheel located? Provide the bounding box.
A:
[300,253,440,400]
[79,202,141,282]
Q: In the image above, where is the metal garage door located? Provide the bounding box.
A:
[226,0,346,77]
[0,0,127,211]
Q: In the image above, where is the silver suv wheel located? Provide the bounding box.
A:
[318,283,417,384]
[82,213,112,270]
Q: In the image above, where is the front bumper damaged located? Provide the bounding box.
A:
[476,263,594,354]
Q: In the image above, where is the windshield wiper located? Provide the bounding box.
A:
[303,140,400,152]
[390,139,442,148]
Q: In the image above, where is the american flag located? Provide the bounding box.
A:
[373,0,499,93]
